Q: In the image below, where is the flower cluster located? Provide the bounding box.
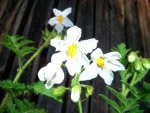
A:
[38,7,125,102]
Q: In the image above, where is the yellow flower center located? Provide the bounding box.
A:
[97,57,105,68]
[57,15,63,23]
[67,44,77,58]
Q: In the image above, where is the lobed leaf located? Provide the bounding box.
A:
[1,34,36,59]
[99,94,121,113]
[106,86,127,106]
[0,80,64,102]
[5,99,45,113]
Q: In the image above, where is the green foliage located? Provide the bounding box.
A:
[32,81,64,102]
[99,94,121,113]
[5,98,45,113]
[42,27,52,40]
[0,80,66,102]
[42,27,58,41]
[1,34,36,58]
[99,86,144,113]
[0,80,32,97]
[124,82,150,103]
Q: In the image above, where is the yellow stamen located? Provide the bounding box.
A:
[57,15,63,23]
[67,44,77,58]
[97,57,105,68]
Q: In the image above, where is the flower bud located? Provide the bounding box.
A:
[71,84,81,103]
[142,59,150,69]
[86,85,93,98]
[134,60,142,71]
[53,86,67,97]
[128,52,137,63]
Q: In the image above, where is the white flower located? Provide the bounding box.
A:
[79,48,125,85]
[71,85,81,102]
[51,26,98,76]
[38,62,64,89]
[48,7,74,33]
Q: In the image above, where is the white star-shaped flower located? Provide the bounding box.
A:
[38,62,64,89]
[51,26,98,76]
[48,7,74,33]
[79,48,125,85]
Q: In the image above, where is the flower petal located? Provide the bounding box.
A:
[53,8,62,16]
[50,38,67,51]
[79,63,99,81]
[66,59,82,76]
[78,38,98,54]
[44,63,58,80]
[48,17,58,26]
[62,7,72,17]
[53,67,64,84]
[62,17,74,27]
[104,52,121,60]
[51,52,67,65]
[98,69,114,85]
[106,60,125,71]
[66,26,81,43]
[76,53,89,68]
[55,24,64,33]
[38,66,46,81]
[91,48,103,60]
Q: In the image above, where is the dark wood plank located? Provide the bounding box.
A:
[0,0,9,19]
[125,0,142,50]
[0,0,25,74]
[0,0,23,36]
[137,0,150,57]
[90,0,110,113]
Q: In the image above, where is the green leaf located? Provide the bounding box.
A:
[17,40,34,48]
[32,81,63,102]
[106,86,127,106]
[5,101,16,113]
[1,34,37,58]
[143,82,150,92]
[0,80,27,91]
[99,94,121,113]
[42,27,57,40]
[0,80,65,102]
[19,46,37,58]
[5,99,45,113]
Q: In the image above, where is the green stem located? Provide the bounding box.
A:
[0,36,52,112]
[13,40,49,83]
[0,94,10,113]
[78,98,83,113]
[122,73,137,97]
[122,69,149,97]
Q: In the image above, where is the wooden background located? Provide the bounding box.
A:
[0,0,150,113]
